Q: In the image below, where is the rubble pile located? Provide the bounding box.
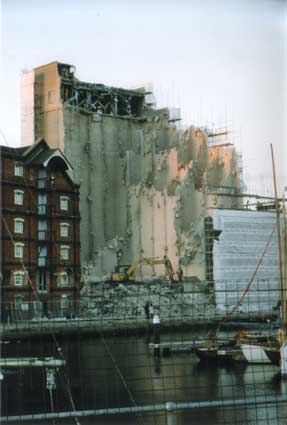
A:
[80,281,215,323]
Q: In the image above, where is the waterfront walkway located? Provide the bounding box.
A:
[0,311,274,339]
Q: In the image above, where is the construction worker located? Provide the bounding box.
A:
[144,302,150,319]
[178,267,183,282]
[149,303,154,319]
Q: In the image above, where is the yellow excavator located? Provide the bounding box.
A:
[111,256,176,283]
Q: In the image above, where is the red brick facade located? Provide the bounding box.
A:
[1,140,81,319]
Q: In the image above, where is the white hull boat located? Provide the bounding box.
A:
[240,343,272,364]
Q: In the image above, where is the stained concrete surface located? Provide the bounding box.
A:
[63,110,241,282]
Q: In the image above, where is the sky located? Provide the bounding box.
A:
[0,0,286,194]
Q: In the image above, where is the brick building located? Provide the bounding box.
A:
[1,139,81,319]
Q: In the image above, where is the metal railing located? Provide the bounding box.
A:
[1,395,287,423]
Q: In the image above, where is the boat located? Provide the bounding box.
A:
[194,331,277,364]
[194,345,245,364]
[238,331,279,364]
[240,344,272,364]
[265,346,280,366]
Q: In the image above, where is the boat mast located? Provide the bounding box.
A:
[270,144,285,324]
[282,194,287,324]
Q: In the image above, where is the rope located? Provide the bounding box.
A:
[50,336,80,425]
[99,333,146,425]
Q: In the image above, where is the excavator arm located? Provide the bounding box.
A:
[111,256,176,283]
[127,257,175,282]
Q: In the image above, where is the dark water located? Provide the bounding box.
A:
[1,330,287,425]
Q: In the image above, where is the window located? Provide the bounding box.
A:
[38,193,47,214]
[14,296,24,311]
[37,169,47,189]
[60,245,70,260]
[14,271,25,286]
[14,218,24,234]
[14,242,24,258]
[59,272,69,287]
[38,220,47,240]
[38,246,47,267]
[14,190,24,205]
[15,296,29,312]
[14,163,23,177]
[39,270,47,292]
[60,196,69,211]
[60,223,70,238]
[60,294,70,317]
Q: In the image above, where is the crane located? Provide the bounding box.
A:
[110,256,176,283]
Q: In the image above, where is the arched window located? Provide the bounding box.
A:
[14,242,24,258]
[14,190,24,205]
[14,218,24,234]
[59,272,69,287]
[14,271,25,286]
[60,245,70,260]
[60,223,70,238]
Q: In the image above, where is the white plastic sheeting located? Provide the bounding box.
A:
[211,209,282,314]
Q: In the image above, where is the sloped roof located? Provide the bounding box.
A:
[23,139,73,172]
[1,139,74,176]
[0,145,27,158]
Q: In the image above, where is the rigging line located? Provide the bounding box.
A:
[0,127,10,146]
[50,335,81,425]
[1,213,81,425]
[216,221,277,334]
[99,333,146,425]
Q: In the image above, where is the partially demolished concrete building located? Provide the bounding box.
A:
[21,62,242,282]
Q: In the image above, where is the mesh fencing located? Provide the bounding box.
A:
[1,278,287,425]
